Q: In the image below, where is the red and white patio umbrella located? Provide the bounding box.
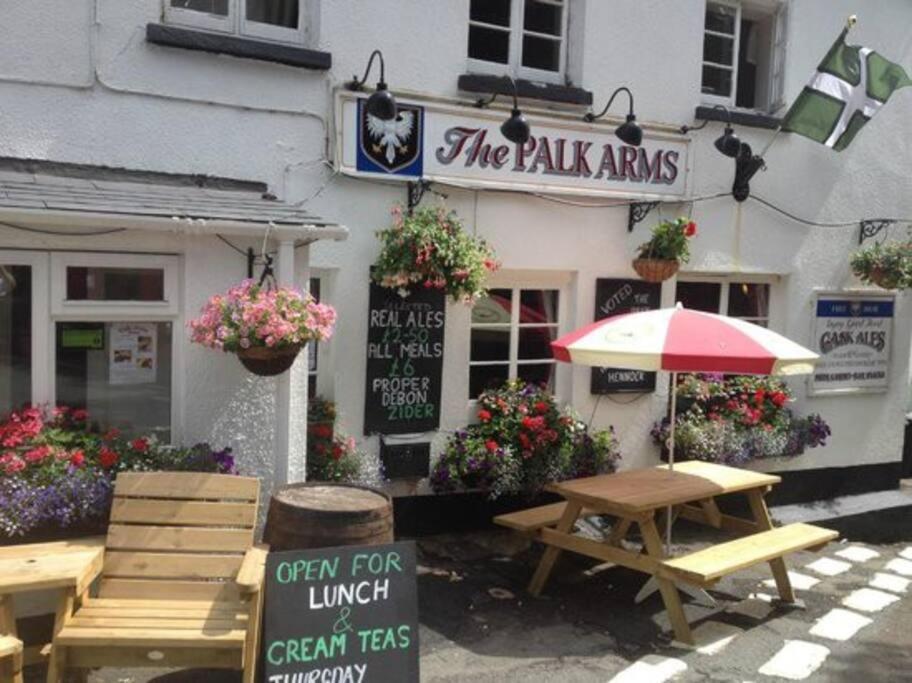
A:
[551,304,818,556]
[551,304,818,376]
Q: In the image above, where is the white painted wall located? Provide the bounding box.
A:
[0,0,910,496]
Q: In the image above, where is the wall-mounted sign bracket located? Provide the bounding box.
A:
[407,179,432,215]
[858,219,893,245]
[628,201,660,232]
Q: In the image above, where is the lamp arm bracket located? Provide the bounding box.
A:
[586,86,634,122]
[348,49,385,91]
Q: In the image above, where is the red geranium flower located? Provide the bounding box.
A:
[331,445,344,460]
[130,437,149,453]
[771,391,788,407]
[477,409,492,423]
[72,409,89,422]
[533,401,549,414]
[485,440,499,453]
[99,447,119,469]
[70,451,85,467]
[684,221,697,237]
[24,445,53,463]
[753,390,765,406]
[103,428,121,441]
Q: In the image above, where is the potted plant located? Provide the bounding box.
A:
[189,279,336,376]
[373,204,500,303]
[307,397,363,483]
[632,217,697,282]
[850,239,912,290]
[430,380,621,499]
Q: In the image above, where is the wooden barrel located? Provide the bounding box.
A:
[263,482,394,551]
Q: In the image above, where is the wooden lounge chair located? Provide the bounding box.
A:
[44,472,267,683]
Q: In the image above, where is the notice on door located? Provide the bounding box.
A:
[364,281,445,435]
[109,323,156,385]
[810,293,894,395]
[264,541,420,683]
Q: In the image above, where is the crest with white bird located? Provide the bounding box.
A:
[366,111,415,165]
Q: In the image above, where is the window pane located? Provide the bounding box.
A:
[705,2,736,34]
[246,0,299,29]
[676,282,721,314]
[728,283,770,319]
[470,0,511,27]
[66,267,165,302]
[517,362,555,392]
[519,289,558,324]
[522,34,561,71]
[471,327,510,361]
[469,24,511,64]
[56,322,171,441]
[470,364,509,399]
[472,289,512,324]
[171,0,229,15]
[0,266,31,417]
[703,33,734,66]
[518,326,556,360]
[524,0,562,36]
[702,65,733,97]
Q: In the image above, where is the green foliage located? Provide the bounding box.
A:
[372,205,500,303]
[636,217,697,262]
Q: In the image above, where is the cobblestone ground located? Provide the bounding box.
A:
[26,524,912,682]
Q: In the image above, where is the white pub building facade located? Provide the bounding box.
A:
[0,0,910,523]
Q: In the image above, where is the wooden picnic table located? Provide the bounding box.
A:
[495,461,837,645]
[0,536,105,682]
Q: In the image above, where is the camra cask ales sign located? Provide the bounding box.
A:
[264,541,419,682]
[337,93,690,199]
[591,279,661,393]
[364,281,444,435]
[810,292,894,395]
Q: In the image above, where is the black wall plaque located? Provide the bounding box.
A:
[264,541,420,682]
[364,281,445,435]
[380,440,431,479]
[590,278,661,394]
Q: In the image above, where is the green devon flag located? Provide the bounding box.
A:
[782,28,912,151]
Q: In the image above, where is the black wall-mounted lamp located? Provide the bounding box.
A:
[346,49,397,121]
[584,86,643,147]
[473,76,531,145]
[681,105,766,202]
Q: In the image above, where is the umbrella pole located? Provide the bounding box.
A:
[665,371,678,553]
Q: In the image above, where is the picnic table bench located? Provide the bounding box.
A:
[495,461,838,644]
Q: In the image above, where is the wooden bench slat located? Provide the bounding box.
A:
[56,626,246,648]
[104,551,243,580]
[98,578,241,602]
[106,525,252,553]
[493,502,598,533]
[82,598,243,611]
[67,616,247,630]
[660,523,838,586]
[113,472,259,501]
[0,635,22,658]
[110,499,257,528]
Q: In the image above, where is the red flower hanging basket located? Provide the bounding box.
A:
[632,258,679,283]
[236,344,303,377]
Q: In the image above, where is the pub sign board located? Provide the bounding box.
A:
[809,292,894,395]
[364,280,445,435]
[590,279,661,394]
[264,541,420,683]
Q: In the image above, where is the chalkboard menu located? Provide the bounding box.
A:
[590,278,661,394]
[264,541,420,683]
[364,281,445,435]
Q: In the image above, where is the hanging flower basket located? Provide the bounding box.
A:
[189,280,336,377]
[632,217,697,283]
[632,258,680,283]
[373,204,499,303]
[236,344,303,377]
[850,238,912,291]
